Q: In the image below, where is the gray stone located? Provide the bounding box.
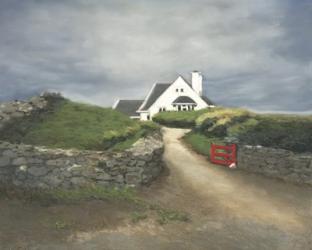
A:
[12,157,27,166]
[95,172,112,181]
[70,177,87,186]
[0,156,10,167]
[125,173,141,185]
[106,159,117,168]
[136,160,145,167]
[46,159,68,166]
[28,166,49,177]
[44,175,63,187]
[2,150,17,158]
[12,179,24,186]
[114,174,124,184]
[27,158,44,164]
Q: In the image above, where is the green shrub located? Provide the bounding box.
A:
[153,109,211,128]
[184,107,312,154]
[236,115,312,152]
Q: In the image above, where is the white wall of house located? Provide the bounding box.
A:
[140,112,150,121]
[145,76,208,119]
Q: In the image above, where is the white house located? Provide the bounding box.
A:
[113,71,215,121]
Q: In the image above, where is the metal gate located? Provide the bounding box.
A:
[210,144,237,166]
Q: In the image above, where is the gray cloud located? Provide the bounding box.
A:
[0,0,311,112]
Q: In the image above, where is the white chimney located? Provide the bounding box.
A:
[191,71,203,96]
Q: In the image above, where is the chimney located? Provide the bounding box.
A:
[191,71,203,96]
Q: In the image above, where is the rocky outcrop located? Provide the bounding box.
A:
[238,145,312,185]
[0,92,62,132]
[0,132,164,189]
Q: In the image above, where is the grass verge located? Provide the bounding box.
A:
[183,132,225,159]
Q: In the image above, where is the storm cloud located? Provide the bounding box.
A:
[0,0,311,112]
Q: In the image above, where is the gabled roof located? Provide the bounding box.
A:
[172,96,196,104]
[201,96,215,106]
[139,83,171,111]
[114,100,143,117]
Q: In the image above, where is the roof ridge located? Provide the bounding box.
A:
[138,83,171,111]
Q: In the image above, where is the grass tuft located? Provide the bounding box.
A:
[130,212,148,223]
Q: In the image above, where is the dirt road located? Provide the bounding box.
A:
[1,127,312,249]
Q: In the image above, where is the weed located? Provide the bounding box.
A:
[130,212,148,223]
[55,220,69,230]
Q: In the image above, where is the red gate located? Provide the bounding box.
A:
[210,144,237,166]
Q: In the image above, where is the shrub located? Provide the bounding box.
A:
[153,109,211,128]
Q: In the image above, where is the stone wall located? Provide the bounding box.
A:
[238,145,312,185]
[0,132,164,189]
[0,93,164,189]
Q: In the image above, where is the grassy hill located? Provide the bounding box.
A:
[0,98,157,151]
[154,107,312,155]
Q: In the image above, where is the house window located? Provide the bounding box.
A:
[176,89,179,92]
[159,107,166,112]
[180,88,184,92]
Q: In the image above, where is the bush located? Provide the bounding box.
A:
[236,115,312,152]
[153,109,211,128]
[195,108,312,153]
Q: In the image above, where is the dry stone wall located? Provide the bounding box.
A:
[0,132,164,189]
[238,145,312,185]
[0,93,164,189]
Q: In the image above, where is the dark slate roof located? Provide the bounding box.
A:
[172,96,196,104]
[201,96,215,105]
[114,100,143,117]
[139,83,171,110]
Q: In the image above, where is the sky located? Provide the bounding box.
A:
[0,0,311,112]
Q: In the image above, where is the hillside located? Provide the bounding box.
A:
[0,97,157,151]
[154,107,312,155]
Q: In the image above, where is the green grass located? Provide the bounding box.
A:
[0,98,158,151]
[155,208,190,225]
[183,132,225,158]
[153,109,211,128]
[130,212,148,223]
